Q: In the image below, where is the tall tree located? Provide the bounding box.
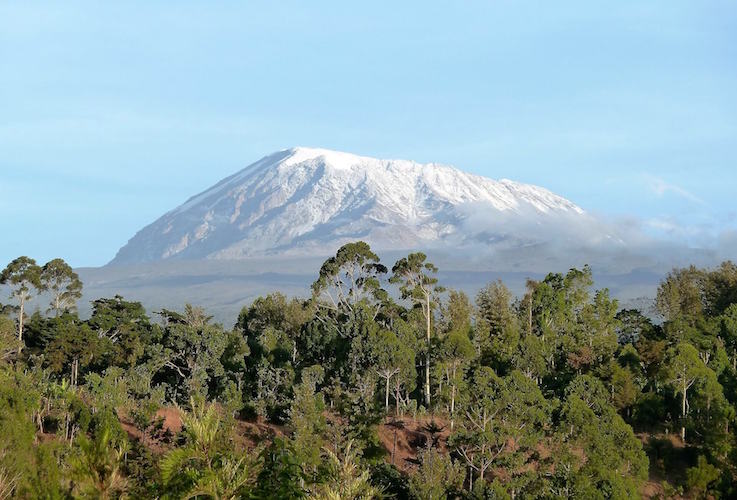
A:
[390,252,443,407]
[40,258,83,316]
[662,342,711,442]
[0,257,42,353]
[311,241,388,318]
[370,329,402,413]
[436,330,475,429]
[475,280,520,369]
[153,305,229,402]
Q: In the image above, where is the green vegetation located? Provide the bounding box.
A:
[1,245,736,498]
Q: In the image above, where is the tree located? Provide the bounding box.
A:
[615,308,657,345]
[237,293,311,366]
[608,362,639,418]
[409,446,464,500]
[312,241,388,318]
[475,280,519,368]
[161,399,255,499]
[370,329,403,414]
[254,438,307,499]
[153,305,229,402]
[87,295,153,369]
[450,368,550,492]
[568,289,619,372]
[390,252,443,407]
[686,455,720,499]
[312,440,381,500]
[720,303,737,371]
[40,258,82,316]
[72,422,128,499]
[0,257,42,353]
[440,289,473,335]
[390,318,418,417]
[555,375,648,498]
[288,365,327,478]
[656,266,707,322]
[662,343,710,442]
[436,330,475,429]
[44,314,100,386]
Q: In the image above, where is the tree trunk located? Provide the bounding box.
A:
[395,380,401,417]
[681,384,687,442]
[17,295,25,354]
[450,383,456,431]
[425,293,431,407]
[72,358,79,387]
[450,363,457,430]
[385,375,390,413]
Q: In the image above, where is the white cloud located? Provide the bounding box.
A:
[643,174,706,206]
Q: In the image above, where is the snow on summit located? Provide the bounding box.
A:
[110,147,590,264]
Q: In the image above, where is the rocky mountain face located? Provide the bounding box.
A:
[111,147,593,264]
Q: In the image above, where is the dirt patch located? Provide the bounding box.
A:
[377,415,452,472]
[234,416,287,450]
[639,432,690,499]
[119,406,182,454]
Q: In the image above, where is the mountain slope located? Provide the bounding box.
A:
[111,147,592,264]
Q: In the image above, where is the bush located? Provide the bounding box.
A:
[686,456,720,499]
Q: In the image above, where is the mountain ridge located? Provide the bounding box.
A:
[111,147,592,265]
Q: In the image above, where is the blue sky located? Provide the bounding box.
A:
[1,1,735,267]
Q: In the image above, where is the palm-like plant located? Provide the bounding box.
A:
[183,456,255,500]
[312,441,381,500]
[73,426,128,499]
[160,399,255,499]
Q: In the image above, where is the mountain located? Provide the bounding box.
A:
[111,147,599,264]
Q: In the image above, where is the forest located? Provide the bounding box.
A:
[0,242,736,499]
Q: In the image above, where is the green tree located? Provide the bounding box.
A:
[45,314,101,386]
[72,422,129,499]
[720,303,737,371]
[153,305,229,402]
[40,258,83,316]
[0,256,42,354]
[88,295,153,369]
[409,446,464,500]
[161,399,255,499]
[656,265,707,322]
[568,289,619,372]
[391,252,443,407]
[686,455,720,499]
[288,365,327,478]
[312,440,381,500]
[661,342,711,442]
[312,241,388,318]
[254,438,307,499]
[436,330,475,429]
[556,375,648,498]
[450,368,550,492]
[615,308,657,345]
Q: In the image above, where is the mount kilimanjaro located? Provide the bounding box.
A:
[111,147,597,264]
[77,147,670,323]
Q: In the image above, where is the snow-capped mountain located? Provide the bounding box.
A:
[110,147,596,264]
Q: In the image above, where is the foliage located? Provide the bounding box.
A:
[1,249,736,498]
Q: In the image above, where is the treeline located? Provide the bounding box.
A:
[0,243,736,498]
